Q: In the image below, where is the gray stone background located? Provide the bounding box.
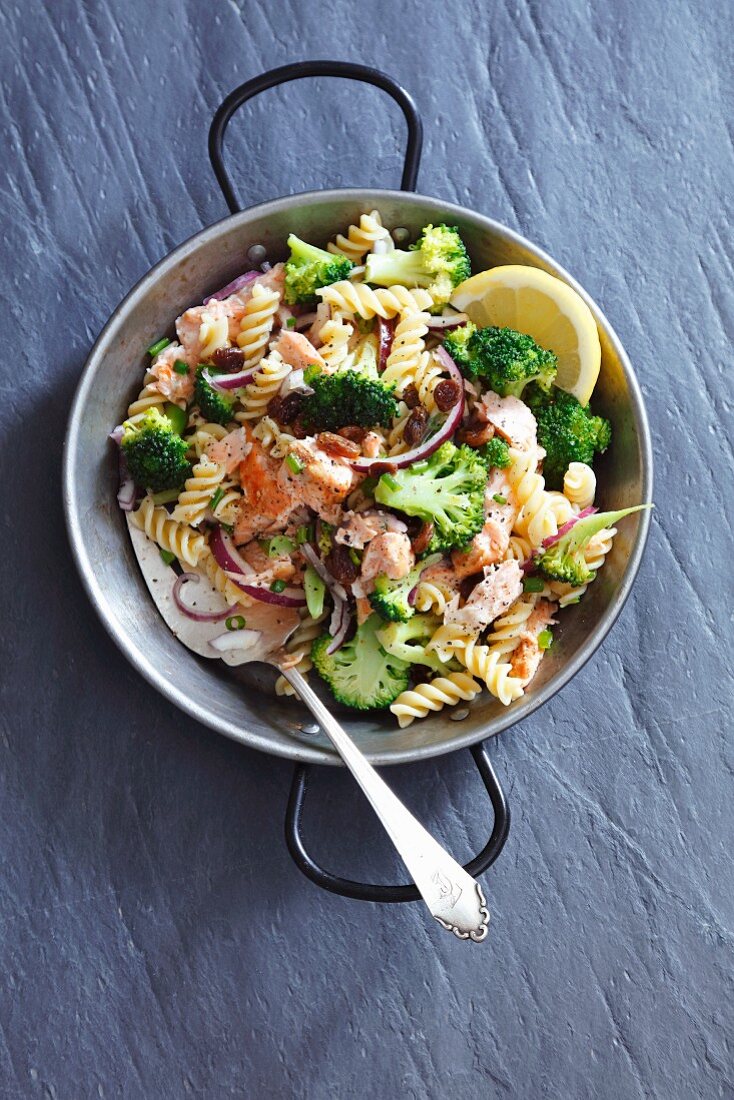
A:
[1,0,732,1096]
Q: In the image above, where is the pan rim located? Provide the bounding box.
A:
[63,187,653,766]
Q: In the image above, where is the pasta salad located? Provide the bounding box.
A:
[112,211,647,727]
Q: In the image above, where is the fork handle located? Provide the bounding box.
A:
[279,667,490,941]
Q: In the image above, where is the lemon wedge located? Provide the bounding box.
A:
[450,265,602,406]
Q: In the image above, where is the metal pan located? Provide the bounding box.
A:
[63,62,652,904]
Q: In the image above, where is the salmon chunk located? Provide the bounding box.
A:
[273,330,326,373]
[207,427,251,474]
[445,560,523,631]
[360,532,414,586]
[234,440,300,544]
[481,391,538,452]
[510,599,558,685]
[149,342,194,406]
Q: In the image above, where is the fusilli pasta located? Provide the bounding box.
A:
[327,211,390,263]
[316,282,433,319]
[454,637,525,706]
[130,496,206,567]
[236,283,280,368]
[318,318,353,371]
[389,672,481,728]
[126,369,168,422]
[506,447,558,547]
[563,461,596,511]
[236,352,291,421]
[198,309,230,361]
[171,455,226,526]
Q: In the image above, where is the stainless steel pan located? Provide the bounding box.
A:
[63,63,652,904]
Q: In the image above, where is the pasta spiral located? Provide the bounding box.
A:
[236,283,280,368]
[185,422,229,458]
[130,496,205,567]
[381,311,429,391]
[199,550,252,609]
[198,310,230,361]
[274,609,329,696]
[455,637,525,706]
[485,595,538,660]
[504,534,533,564]
[327,211,390,263]
[236,352,291,421]
[318,318,353,371]
[389,672,481,728]
[126,370,168,422]
[563,461,596,511]
[316,282,433,320]
[171,455,226,526]
[414,579,453,616]
[427,622,477,662]
[506,447,558,547]
[252,415,296,458]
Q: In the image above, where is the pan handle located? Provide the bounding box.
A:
[208,61,423,214]
[284,741,510,903]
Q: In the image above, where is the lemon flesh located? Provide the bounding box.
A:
[450,265,602,406]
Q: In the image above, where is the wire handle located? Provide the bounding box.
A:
[285,741,510,905]
[208,60,423,213]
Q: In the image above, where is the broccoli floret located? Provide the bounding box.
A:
[194,366,235,426]
[311,614,409,710]
[442,321,477,372]
[525,385,612,489]
[377,614,451,674]
[374,442,487,553]
[364,224,471,308]
[538,505,651,587]
[369,553,443,623]
[461,326,557,398]
[121,407,190,491]
[284,234,354,305]
[301,370,398,432]
[478,436,511,470]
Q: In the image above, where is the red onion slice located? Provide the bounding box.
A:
[352,347,465,472]
[205,271,259,302]
[225,576,306,608]
[377,317,394,373]
[109,424,124,444]
[117,477,136,512]
[210,628,262,653]
[301,543,348,602]
[201,367,257,392]
[541,506,598,549]
[173,573,236,621]
[424,312,469,330]
[326,596,351,655]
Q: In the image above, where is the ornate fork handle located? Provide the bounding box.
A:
[280,667,490,940]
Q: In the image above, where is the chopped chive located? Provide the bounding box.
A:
[285,453,304,475]
[210,487,225,511]
[538,629,553,651]
[270,579,287,593]
[523,576,545,593]
[381,472,400,492]
[492,493,507,505]
[159,549,176,566]
[348,548,361,566]
[286,316,297,329]
[295,524,311,546]
[225,614,246,631]
[147,337,171,357]
[219,522,234,534]
[266,535,295,557]
[173,359,189,375]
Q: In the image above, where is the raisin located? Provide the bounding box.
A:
[410,521,435,556]
[268,392,305,426]
[368,460,398,477]
[459,573,484,601]
[402,383,421,409]
[457,412,494,448]
[338,426,368,443]
[211,347,245,372]
[326,545,359,585]
[317,432,361,459]
[403,406,429,448]
[291,415,308,439]
[434,378,461,412]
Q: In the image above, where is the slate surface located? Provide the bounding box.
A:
[1,1,732,1096]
